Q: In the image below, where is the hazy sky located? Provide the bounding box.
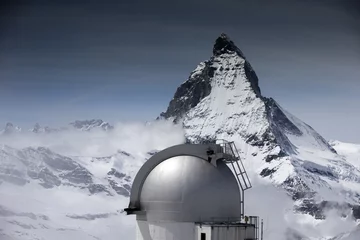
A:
[0,0,359,142]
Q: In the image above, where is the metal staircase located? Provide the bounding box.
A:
[216,139,252,217]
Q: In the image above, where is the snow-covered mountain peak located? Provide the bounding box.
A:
[159,34,359,221]
[213,33,261,95]
[29,123,55,133]
[0,123,21,135]
[213,33,246,58]
[160,34,336,154]
[159,34,261,122]
[69,119,114,131]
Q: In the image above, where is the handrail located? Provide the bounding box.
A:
[215,139,252,217]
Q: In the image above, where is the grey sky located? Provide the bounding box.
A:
[0,0,359,142]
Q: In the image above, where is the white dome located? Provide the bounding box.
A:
[125,144,243,222]
[140,155,241,222]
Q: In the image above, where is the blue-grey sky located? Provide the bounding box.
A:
[1,0,359,142]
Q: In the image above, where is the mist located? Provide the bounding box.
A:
[0,120,186,157]
[0,120,186,240]
[245,176,358,240]
[0,120,358,239]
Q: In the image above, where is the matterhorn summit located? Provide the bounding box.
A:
[160,33,360,219]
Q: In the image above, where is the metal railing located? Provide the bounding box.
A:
[202,216,261,240]
[216,139,252,217]
[248,216,260,240]
[216,139,252,190]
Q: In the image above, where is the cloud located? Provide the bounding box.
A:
[0,119,186,240]
[0,119,358,239]
[0,119,186,157]
[244,176,358,240]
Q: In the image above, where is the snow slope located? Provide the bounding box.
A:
[331,226,360,240]
[0,143,148,239]
[330,140,360,170]
[0,121,186,239]
[0,181,135,240]
[0,145,137,239]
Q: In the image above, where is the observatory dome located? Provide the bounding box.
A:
[126,144,243,222]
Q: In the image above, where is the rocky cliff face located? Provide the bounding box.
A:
[159,33,360,220]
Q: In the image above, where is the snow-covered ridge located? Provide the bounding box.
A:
[0,145,145,197]
[0,121,185,240]
[0,119,114,135]
[69,119,114,131]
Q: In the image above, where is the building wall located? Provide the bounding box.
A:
[195,225,212,240]
[136,220,196,240]
[211,225,256,240]
[136,221,256,240]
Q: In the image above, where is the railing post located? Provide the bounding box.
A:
[260,219,263,240]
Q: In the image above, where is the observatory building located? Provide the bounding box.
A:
[125,140,262,240]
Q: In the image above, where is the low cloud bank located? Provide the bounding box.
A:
[0,120,186,157]
[0,120,358,239]
[246,176,358,240]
